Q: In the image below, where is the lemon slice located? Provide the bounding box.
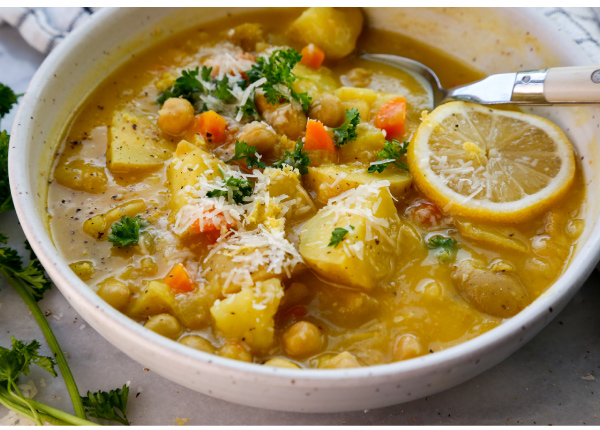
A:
[408,101,576,222]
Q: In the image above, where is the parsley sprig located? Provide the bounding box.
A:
[225,139,266,169]
[156,67,207,106]
[332,108,361,147]
[108,215,146,248]
[427,235,457,262]
[272,139,310,175]
[328,225,355,248]
[82,385,130,425]
[207,168,254,204]
[245,48,311,112]
[367,139,410,173]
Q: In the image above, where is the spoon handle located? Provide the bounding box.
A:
[508,66,600,104]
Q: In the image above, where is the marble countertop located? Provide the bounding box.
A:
[1,18,599,426]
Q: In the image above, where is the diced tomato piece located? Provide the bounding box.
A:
[374,97,407,140]
[300,43,325,70]
[304,120,335,152]
[165,263,195,293]
[407,200,443,226]
[196,110,226,144]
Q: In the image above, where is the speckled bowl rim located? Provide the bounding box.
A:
[9,6,600,409]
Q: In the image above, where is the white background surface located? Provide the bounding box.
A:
[1,15,600,426]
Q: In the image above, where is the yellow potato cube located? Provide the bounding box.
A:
[210,279,284,353]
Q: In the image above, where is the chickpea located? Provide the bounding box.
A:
[282,321,323,358]
[70,260,96,281]
[179,335,215,354]
[218,341,252,362]
[144,313,183,340]
[322,351,362,369]
[264,358,301,369]
[158,98,195,136]
[308,94,345,127]
[237,121,279,154]
[392,334,423,361]
[255,92,307,140]
[97,278,130,311]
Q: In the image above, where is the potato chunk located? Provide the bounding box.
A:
[305,164,412,204]
[338,123,386,164]
[289,7,364,60]
[210,279,284,353]
[83,199,146,239]
[167,140,226,213]
[452,260,529,318]
[292,64,338,102]
[299,184,401,290]
[53,159,108,194]
[108,110,176,172]
[247,166,316,226]
[127,280,176,318]
[225,23,264,51]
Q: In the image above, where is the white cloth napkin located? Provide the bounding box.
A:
[0,7,100,54]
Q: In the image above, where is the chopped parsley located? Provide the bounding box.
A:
[332,108,361,147]
[225,139,266,169]
[156,67,206,106]
[328,225,355,248]
[206,168,254,204]
[272,139,310,175]
[213,75,234,103]
[427,235,457,262]
[367,139,410,173]
[108,215,146,248]
[245,48,311,112]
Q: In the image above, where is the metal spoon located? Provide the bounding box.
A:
[363,53,600,108]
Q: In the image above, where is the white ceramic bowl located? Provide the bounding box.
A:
[9,7,600,412]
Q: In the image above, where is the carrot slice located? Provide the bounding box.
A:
[196,110,227,144]
[300,43,325,70]
[165,263,195,293]
[374,97,407,140]
[304,120,335,152]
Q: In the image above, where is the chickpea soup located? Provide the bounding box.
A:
[48,8,585,369]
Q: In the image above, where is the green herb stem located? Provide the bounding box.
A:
[0,266,87,420]
[0,386,73,426]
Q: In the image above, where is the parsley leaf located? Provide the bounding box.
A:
[0,337,57,388]
[0,83,21,120]
[225,139,266,169]
[156,67,205,106]
[367,139,410,173]
[272,139,311,175]
[213,75,234,103]
[332,108,361,147]
[0,131,12,214]
[206,168,254,204]
[108,215,146,247]
[82,384,130,426]
[328,225,355,248]
[427,235,457,262]
[0,238,50,301]
[245,48,311,111]
[0,233,7,244]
